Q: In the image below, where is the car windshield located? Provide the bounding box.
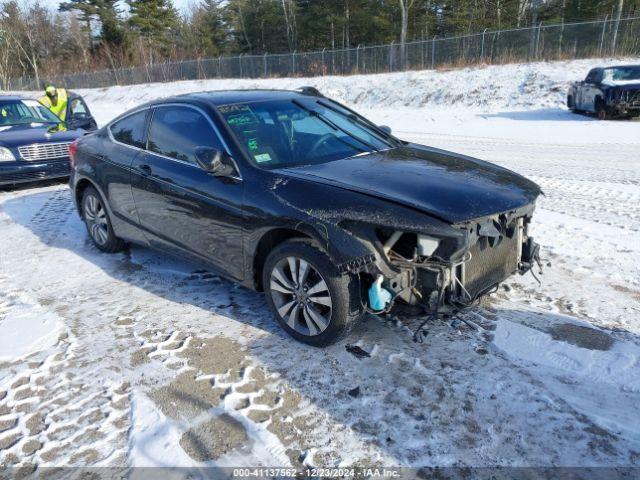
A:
[0,99,62,127]
[603,66,640,82]
[218,98,396,168]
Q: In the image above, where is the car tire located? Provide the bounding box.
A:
[81,186,125,253]
[262,239,364,347]
[595,98,608,120]
[567,95,576,112]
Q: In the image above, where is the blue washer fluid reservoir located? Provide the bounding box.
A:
[368,275,393,311]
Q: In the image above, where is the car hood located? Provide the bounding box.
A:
[0,123,84,149]
[602,80,640,88]
[278,145,541,224]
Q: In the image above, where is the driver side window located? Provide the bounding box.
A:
[148,106,224,165]
[585,69,601,84]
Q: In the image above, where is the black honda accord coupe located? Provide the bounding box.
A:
[70,88,541,346]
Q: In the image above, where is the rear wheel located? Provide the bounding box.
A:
[263,239,364,346]
[82,186,125,253]
[567,95,577,112]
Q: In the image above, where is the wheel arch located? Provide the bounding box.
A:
[74,177,99,217]
[251,227,314,291]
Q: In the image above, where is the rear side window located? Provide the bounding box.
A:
[147,106,223,164]
[110,110,148,148]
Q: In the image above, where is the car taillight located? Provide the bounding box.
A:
[69,140,78,168]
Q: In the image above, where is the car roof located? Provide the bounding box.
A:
[0,95,32,101]
[602,64,640,69]
[149,89,318,108]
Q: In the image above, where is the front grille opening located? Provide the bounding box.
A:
[18,142,71,162]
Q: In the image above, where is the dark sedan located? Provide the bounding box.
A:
[0,95,96,186]
[70,89,541,346]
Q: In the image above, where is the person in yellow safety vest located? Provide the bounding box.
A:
[38,85,68,121]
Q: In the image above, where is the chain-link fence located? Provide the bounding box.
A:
[7,16,640,90]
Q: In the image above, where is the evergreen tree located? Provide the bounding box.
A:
[182,0,227,56]
[127,0,179,48]
[60,0,125,48]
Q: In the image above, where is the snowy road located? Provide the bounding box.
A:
[1,61,640,470]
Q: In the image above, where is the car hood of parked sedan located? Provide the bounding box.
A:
[278,145,541,224]
[0,123,84,149]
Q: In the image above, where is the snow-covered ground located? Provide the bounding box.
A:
[1,58,640,471]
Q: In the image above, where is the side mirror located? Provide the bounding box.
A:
[194,146,237,178]
[379,125,392,135]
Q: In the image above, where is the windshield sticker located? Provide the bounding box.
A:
[248,138,259,151]
[254,153,272,163]
[220,105,259,127]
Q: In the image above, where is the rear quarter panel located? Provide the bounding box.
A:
[74,130,147,245]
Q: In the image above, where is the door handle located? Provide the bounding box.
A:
[138,164,152,175]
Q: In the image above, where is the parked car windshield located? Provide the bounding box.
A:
[218,98,395,168]
[0,99,62,127]
[603,66,640,82]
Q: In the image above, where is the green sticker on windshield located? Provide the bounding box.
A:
[248,138,258,151]
[254,153,272,163]
[220,104,259,127]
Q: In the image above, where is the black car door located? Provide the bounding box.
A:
[130,104,245,280]
[68,96,98,131]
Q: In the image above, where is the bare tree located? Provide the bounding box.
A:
[399,0,415,68]
[611,0,624,54]
[0,27,13,89]
[281,0,297,52]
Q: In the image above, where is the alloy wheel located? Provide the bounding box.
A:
[269,256,332,337]
[84,194,109,246]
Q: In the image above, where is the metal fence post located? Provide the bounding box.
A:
[263,53,267,77]
[535,22,543,59]
[431,36,437,69]
[389,41,394,72]
[239,53,243,77]
[321,48,326,75]
[480,28,488,61]
[356,44,361,73]
[599,16,609,56]
[292,51,296,76]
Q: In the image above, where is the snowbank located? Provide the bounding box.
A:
[67,57,640,126]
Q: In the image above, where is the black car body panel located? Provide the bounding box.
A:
[568,65,640,117]
[0,94,97,186]
[70,89,541,313]
[277,144,540,224]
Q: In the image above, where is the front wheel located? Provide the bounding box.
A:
[595,98,608,120]
[263,239,364,346]
[82,186,125,253]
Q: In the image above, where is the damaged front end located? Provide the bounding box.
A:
[607,87,640,117]
[347,204,540,315]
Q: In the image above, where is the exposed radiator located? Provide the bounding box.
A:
[454,231,520,301]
